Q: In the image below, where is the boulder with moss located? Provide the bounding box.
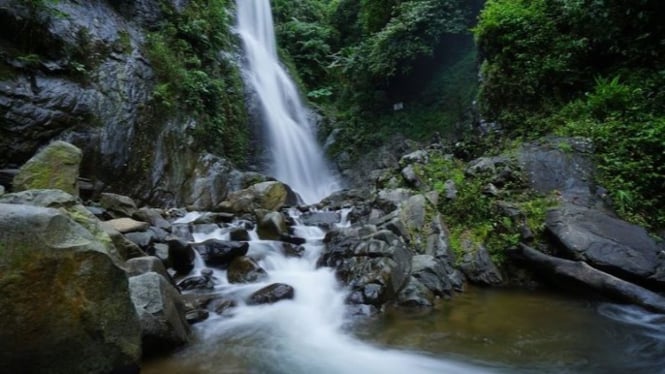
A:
[0,203,141,373]
[217,181,301,213]
[12,141,82,196]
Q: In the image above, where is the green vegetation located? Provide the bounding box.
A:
[417,152,558,263]
[474,0,665,227]
[145,0,248,164]
[271,0,482,150]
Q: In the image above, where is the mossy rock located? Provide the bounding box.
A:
[13,141,82,196]
[0,203,141,373]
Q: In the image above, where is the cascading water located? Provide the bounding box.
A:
[236,0,340,204]
[143,2,665,373]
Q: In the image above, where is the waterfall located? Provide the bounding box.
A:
[237,0,340,204]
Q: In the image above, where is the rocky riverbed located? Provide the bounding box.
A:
[1,138,664,373]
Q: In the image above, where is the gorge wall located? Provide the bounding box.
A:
[0,0,247,208]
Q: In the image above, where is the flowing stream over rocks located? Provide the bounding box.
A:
[146,2,665,373]
[236,0,339,204]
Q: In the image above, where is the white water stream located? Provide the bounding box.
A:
[237,0,340,204]
[143,2,665,373]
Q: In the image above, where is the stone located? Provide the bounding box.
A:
[257,211,288,240]
[126,256,170,280]
[125,230,155,249]
[248,283,295,305]
[443,180,457,200]
[13,141,82,196]
[229,227,250,241]
[104,217,150,233]
[400,150,429,165]
[133,208,171,230]
[547,204,665,289]
[0,203,141,373]
[129,272,190,356]
[185,309,210,324]
[227,256,268,284]
[193,239,249,267]
[0,189,125,264]
[518,137,597,206]
[300,211,341,229]
[100,223,147,260]
[459,241,503,286]
[397,276,435,307]
[99,193,139,218]
[401,164,422,188]
[177,268,216,291]
[319,227,412,307]
[167,238,195,275]
[0,185,4,195]
[191,212,235,224]
[217,181,300,214]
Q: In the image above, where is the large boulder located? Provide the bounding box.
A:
[193,239,249,267]
[99,193,139,219]
[518,137,600,207]
[0,203,141,373]
[12,141,82,196]
[257,210,288,240]
[547,204,665,289]
[227,256,268,284]
[247,283,295,305]
[319,226,412,307]
[217,181,300,213]
[0,189,125,264]
[129,272,191,356]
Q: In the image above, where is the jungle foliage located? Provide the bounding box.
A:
[474,0,665,226]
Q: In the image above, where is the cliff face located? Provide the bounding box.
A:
[0,0,245,208]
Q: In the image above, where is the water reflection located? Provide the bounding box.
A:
[353,288,665,373]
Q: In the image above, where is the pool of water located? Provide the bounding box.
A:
[143,287,665,374]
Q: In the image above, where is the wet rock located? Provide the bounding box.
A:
[257,210,288,240]
[0,203,141,373]
[227,256,268,284]
[319,227,412,307]
[177,268,216,291]
[210,299,236,315]
[397,276,435,307]
[167,238,195,275]
[171,223,193,241]
[515,244,665,313]
[282,243,305,258]
[124,230,155,250]
[229,227,250,241]
[218,181,300,214]
[411,255,458,296]
[133,208,171,230]
[129,272,190,356]
[192,212,235,225]
[193,239,249,267]
[300,211,341,229]
[547,204,665,289]
[459,242,503,286]
[185,309,209,324]
[248,283,295,305]
[100,193,139,218]
[280,234,306,245]
[104,217,150,233]
[12,141,82,196]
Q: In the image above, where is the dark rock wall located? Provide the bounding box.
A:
[0,0,239,207]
